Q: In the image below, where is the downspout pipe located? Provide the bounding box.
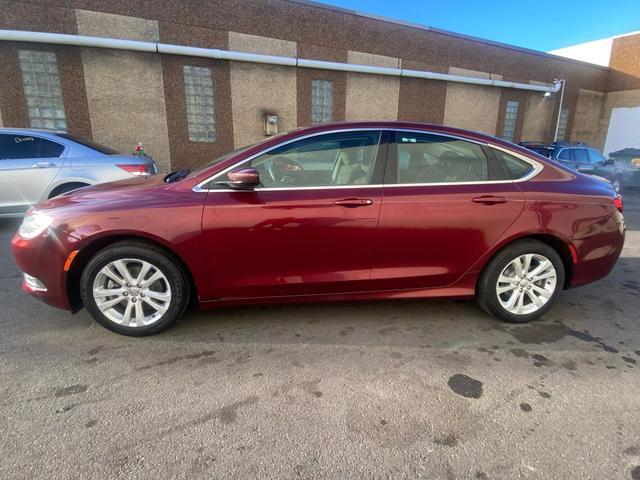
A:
[0,29,563,94]
[553,79,567,140]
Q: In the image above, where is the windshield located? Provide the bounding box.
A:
[189,130,299,178]
[55,133,121,155]
[189,142,261,177]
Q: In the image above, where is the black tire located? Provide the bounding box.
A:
[48,182,90,199]
[80,242,190,336]
[476,239,565,323]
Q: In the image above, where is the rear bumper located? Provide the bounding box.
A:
[11,231,74,310]
[570,211,625,288]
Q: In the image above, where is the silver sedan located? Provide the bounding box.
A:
[0,128,157,217]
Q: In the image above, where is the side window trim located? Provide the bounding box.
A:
[194,129,543,191]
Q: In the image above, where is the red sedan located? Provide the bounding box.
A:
[12,122,625,336]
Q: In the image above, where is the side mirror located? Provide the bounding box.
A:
[216,168,260,190]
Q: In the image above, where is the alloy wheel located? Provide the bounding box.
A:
[496,253,557,315]
[92,258,172,327]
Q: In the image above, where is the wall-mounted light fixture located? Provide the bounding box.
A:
[264,113,279,136]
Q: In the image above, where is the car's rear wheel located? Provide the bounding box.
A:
[476,240,565,323]
[80,242,190,336]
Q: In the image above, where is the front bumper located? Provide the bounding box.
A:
[11,229,77,311]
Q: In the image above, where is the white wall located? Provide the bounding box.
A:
[603,106,640,156]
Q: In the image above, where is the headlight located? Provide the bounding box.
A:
[18,212,53,240]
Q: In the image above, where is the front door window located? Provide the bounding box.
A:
[222,131,382,189]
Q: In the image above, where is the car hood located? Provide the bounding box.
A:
[34,175,171,212]
[30,174,205,242]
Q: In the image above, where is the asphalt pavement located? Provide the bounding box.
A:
[1,191,640,479]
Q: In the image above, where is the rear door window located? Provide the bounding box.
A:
[391,132,490,184]
[0,134,65,159]
[573,148,589,163]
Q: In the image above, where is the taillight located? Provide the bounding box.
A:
[614,195,623,213]
[117,164,153,176]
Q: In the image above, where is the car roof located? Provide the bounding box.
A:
[0,127,66,137]
[276,121,561,163]
[280,120,521,147]
[554,141,591,148]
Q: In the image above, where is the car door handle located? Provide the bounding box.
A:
[333,198,374,207]
[472,195,507,205]
[32,162,56,169]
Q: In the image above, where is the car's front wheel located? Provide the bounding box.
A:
[80,242,190,336]
[477,239,565,323]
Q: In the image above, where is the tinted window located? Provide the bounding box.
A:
[573,148,589,163]
[55,133,119,155]
[229,131,381,188]
[557,149,573,161]
[493,150,534,179]
[0,134,64,159]
[394,132,488,184]
[588,149,606,164]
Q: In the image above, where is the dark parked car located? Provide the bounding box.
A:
[13,122,625,336]
[599,148,640,192]
[519,141,621,191]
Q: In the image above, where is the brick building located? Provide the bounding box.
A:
[1,0,639,171]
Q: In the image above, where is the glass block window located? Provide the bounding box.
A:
[183,65,216,142]
[311,79,333,124]
[18,50,67,131]
[555,108,570,141]
[500,100,519,142]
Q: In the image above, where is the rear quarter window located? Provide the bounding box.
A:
[493,150,534,180]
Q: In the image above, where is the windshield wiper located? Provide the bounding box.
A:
[164,169,190,183]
